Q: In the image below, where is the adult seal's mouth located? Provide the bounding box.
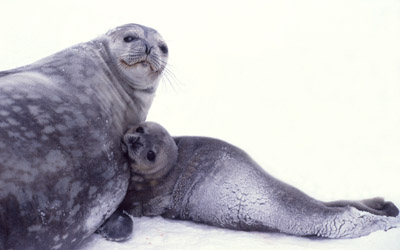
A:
[120,59,158,73]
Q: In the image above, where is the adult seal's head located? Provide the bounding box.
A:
[0,24,167,250]
[103,24,169,92]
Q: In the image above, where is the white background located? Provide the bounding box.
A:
[1,0,399,249]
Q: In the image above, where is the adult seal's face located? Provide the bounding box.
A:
[105,24,168,91]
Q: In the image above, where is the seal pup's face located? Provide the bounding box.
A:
[122,122,177,179]
[105,24,168,91]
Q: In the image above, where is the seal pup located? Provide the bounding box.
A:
[101,122,399,240]
[0,24,168,250]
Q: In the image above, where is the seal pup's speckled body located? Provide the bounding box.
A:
[0,24,168,250]
[103,122,399,240]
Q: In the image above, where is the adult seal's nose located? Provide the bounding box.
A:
[145,44,153,55]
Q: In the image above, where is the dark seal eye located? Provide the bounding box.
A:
[159,44,168,54]
[135,127,144,133]
[147,151,156,162]
[124,36,138,43]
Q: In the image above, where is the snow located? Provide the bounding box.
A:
[81,216,400,250]
[1,0,400,249]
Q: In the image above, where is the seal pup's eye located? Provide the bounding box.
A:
[147,150,156,162]
[136,127,144,133]
[159,44,168,54]
[124,36,138,43]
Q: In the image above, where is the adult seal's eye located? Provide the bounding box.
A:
[147,150,156,162]
[136,127,144,133]
[159,44,168,54]
[124,36,138,43]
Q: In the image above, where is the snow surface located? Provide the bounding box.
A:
[1,0,400,249]
[81,216,400,250]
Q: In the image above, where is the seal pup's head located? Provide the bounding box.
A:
[103,24,168,92]
[122,122,177,180]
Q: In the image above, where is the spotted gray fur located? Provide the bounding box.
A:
[0,24,168,250]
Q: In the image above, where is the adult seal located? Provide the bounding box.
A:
[101,122,399,240]
[0,24,168,250]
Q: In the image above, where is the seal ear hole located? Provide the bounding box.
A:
[147,150,156,162]
[159,44,168,54]
[136,127,144,133]
[124,36,138,43]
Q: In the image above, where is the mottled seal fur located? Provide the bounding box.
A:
[101,122,399,240]
[0,24,168,250]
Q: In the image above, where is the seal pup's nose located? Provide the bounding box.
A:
[122,134,138,153]
[122,134,144,157]
[123,134,141,147]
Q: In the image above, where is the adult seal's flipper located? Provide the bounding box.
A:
[96,209,134,242]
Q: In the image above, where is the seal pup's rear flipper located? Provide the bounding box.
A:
[324,197,399,217]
